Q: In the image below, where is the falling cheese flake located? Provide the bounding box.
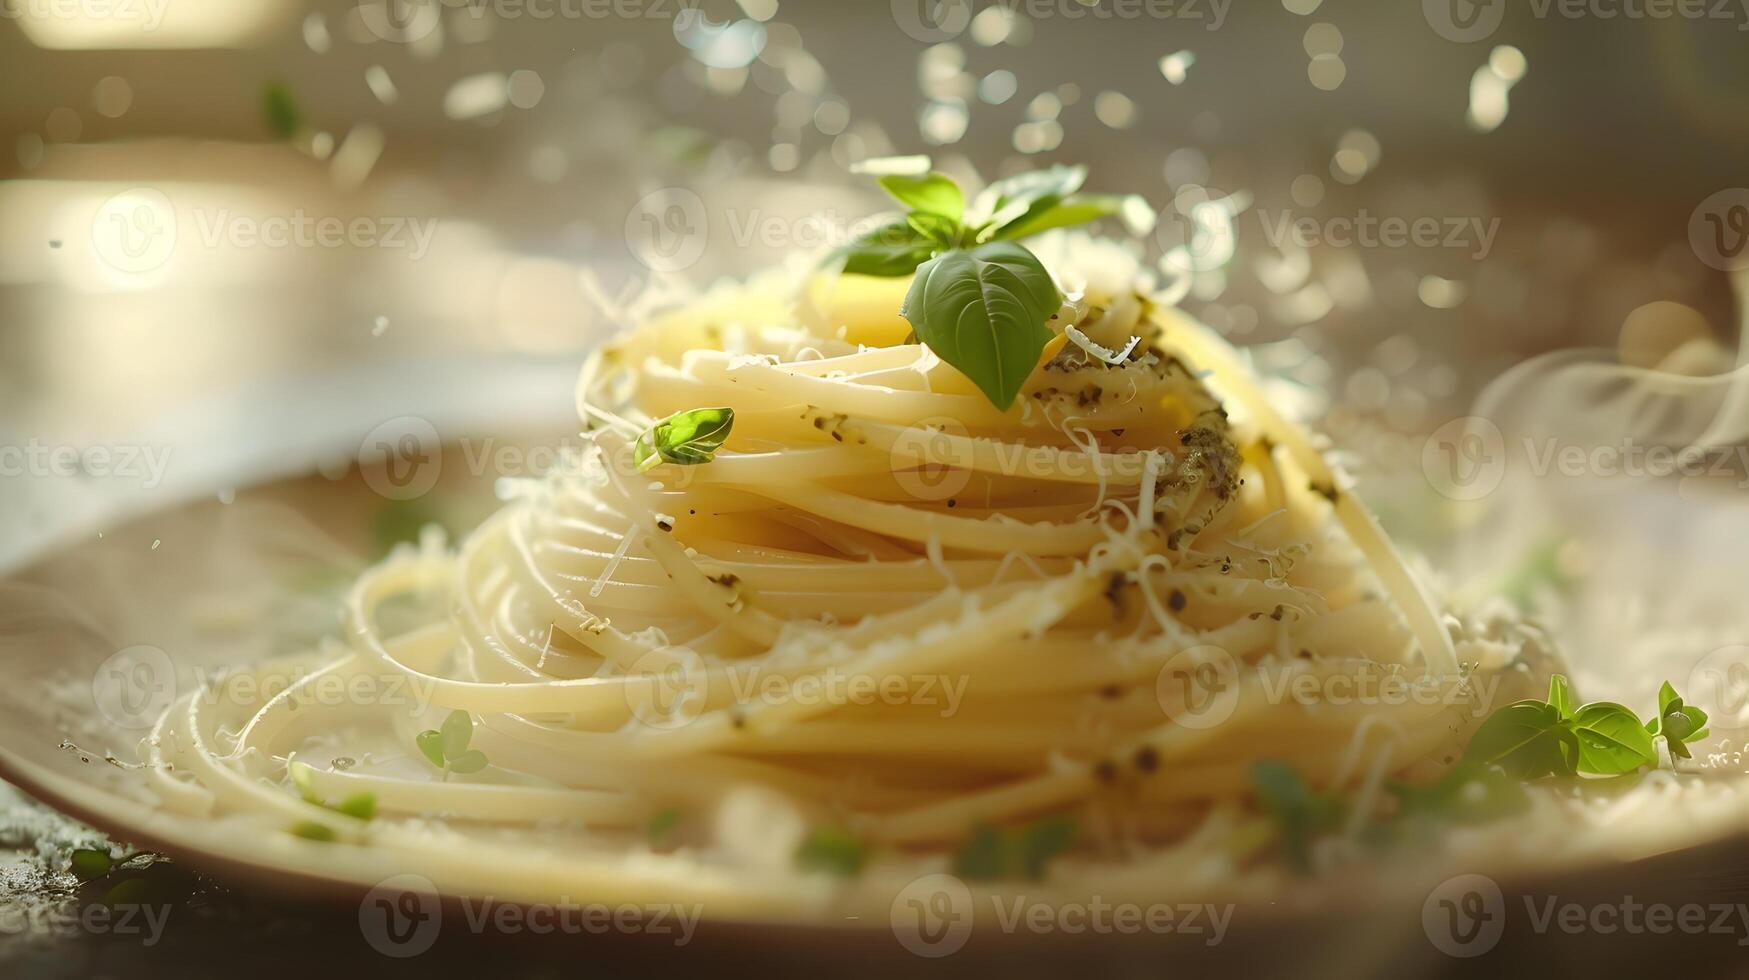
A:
[1468,46,1526,133]
[444,73,509,121]
[302,13,330,54]
[1159,51,1195,86]
[978,70,1017,105]
[365,65,397,105]
[1094,91,1135,129]
[1418,275,1467,309]
[331,123,384,190]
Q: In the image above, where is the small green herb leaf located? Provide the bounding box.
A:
[836,221,939,277]
[1648,681,1709,760]
[951,824,1006,879]
[447,750,489,775]
[992,194,1125,241]
[951,815,1077,880]
[69,848,114,882]
[334,794,379,821]
[1547,674,1575,720]
[289,761,321,804]
[1012,814,1076,880]
[905,210,962,249]
[415,730,448,770]
[647,807,682,847]
[968,164,1087,236]
[901,241,1060,410]
[289,821,337,843]
[634,407,735,471]
[878,172,964,222]
[794,826,867,877]
[1658,680,1681,719]
[1391,762,1531,826]
[262,81,302,141]
[440,710,473,758]
[1252,760,1343,872]
[1571,702,1657,774]
[1462,700,1578,779]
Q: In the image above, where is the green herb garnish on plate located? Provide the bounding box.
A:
[416,710,490,782]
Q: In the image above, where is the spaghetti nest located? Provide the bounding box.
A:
[146,234,1545,891]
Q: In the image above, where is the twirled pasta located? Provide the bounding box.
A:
[141,233,1547,907]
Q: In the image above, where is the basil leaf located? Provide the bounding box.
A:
[952,824,1007,879]
[262,81,301,140]
[1571,702,1656,774]
[1462,700,1578,779]
[1547,674,1574,719]
[794,826,867,877]
[1014,814,1076,880]
[992,194,1125,241]
[447,750,489,775]
[901,241,1060,410]
[415,730,447,770]
[1657,680,1681,719]
[1252,760,1341,873]
[968,164,1087,235]
[441,709,473,758]
[877,172,964,221]
[835,221,937,277]
[905,210,961,249]
[1392,762,1530,826]
[647,807,682,847]
[950,816,1076,881]
[635,407,735,471]
[289,821,337,843]
[335,793,379,821]
[289,761,320,803]
[69,848,114,881]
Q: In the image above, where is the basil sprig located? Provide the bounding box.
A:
[1646,680,1711,760]
[832,164,1123,410]
[634,407,735,471]
[1463,674,1706,778]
